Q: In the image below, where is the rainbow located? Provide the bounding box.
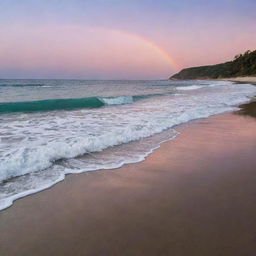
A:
[0,24,180,77]
[65,25,179,72]
[124,32,179,71]
[100,27,180,71]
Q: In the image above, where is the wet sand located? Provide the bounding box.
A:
[0,103,256,256]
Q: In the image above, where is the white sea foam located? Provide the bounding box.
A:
[177,85,203,90]
[99,96,134,105]
[0,81,255,210]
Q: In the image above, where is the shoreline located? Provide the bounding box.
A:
[221,76,256,85]
[1,102,256,255]
[170,76,256,85]
[3,89,255,212]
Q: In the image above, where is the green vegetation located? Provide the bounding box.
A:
[170,50,256,80]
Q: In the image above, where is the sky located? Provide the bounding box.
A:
[0,0,255,79]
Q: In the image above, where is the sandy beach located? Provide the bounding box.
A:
[225,76,256,84]
[0,102,256,256]
[1,1,255,255]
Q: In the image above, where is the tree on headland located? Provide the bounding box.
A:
[171,49,256,80]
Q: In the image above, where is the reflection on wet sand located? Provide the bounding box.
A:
[0,102,256,256]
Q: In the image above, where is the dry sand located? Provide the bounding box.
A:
[0,103,256,256]
[224,76,256,84]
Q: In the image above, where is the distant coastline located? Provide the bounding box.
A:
[170,50,256,81]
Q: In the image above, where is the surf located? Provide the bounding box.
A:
[0,96,137,113]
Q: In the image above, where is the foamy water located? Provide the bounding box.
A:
[0,79,255,210]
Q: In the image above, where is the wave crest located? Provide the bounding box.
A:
[99,96,134,105]
[0,96,136,113]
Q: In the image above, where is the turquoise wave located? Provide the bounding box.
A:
[0,94,164,114]
[0,97,105,113]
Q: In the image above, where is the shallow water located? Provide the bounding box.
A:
[0,79,255,210]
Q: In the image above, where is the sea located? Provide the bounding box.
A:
[0,79,255,210]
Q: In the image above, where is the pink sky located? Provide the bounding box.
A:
[0,0,255,79]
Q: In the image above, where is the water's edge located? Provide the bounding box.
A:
[0,102,250,212]
[1,80,255,211]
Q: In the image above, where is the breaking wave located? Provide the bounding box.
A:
[0,96,139,113]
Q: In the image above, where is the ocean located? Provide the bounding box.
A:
[0,79,255,210]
